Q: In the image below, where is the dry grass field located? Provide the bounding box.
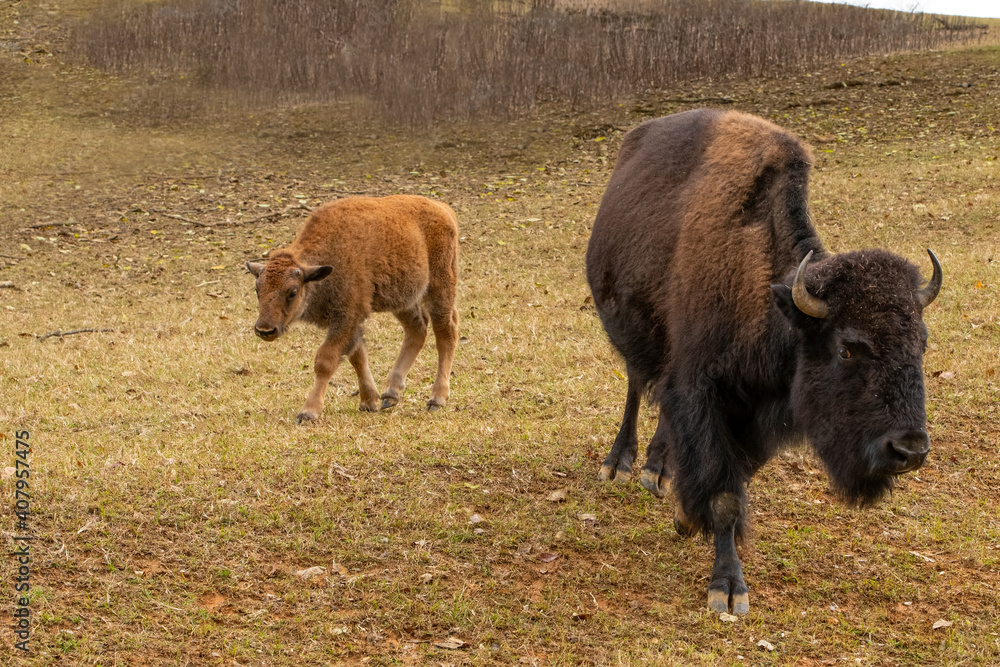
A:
[1,2,999,666]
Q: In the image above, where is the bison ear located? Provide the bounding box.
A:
[303,265,333,283]
[771,284,809,329]
[246,261,265,277]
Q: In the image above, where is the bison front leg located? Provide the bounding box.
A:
[346,334,381,412]
[298,331,351,423]
[707,492,750,615]
[599,373,641,483]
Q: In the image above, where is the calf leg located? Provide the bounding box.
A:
[346,333,381,412]
[707,492,750,615]
[381,305,429,410]
[427,305,459,410]
[298,326,357,423]
[599,373,641,483]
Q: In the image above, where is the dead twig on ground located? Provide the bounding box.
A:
[37,328,114,342]
[27,221,79,230]
[223,202,313,227]
[152,209,214,227]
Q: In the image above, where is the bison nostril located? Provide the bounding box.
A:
[255,326,278,339]
[884,429,930,472]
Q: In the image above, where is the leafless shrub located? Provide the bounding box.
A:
[72,0,986,125]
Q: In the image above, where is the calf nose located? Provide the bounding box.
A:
[254,325,278,340]
[883,429,930,473]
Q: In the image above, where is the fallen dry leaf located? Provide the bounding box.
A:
[719,612,739,622]
[909,550,935,563]
[933,619,953,630]
[757,639,775,651]
[1,467,15,480]
[537,552,560,563]
[294,566,326,580]
[469,513,483,524]
[546,488,568,502]
[433,637,468,650]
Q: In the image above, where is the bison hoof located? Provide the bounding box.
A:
[673,516,696,537]
[708,587,749,616]
[295,411,318,424]
[640,469,670,498]
[360,401,380,412]
[598,464,632,483]
[380,396,398,411]
[426,399,444,412]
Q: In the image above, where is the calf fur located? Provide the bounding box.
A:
[247,195,459,421]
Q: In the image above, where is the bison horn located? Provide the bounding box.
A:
[915,249,942,308]
[792,250,829,319]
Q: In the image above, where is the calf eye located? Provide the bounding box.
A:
[839,347,851,360]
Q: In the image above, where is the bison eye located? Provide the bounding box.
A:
[287,289,298,301]
[839,347,852,360]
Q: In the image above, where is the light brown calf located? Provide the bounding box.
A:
[247,195,459,422]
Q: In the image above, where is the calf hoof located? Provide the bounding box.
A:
[380,397,398,411]
[640,469,670,498]
[598,464,632,483]
[295,411,318,424]
[707,588,750,616]
[360,400,380,412]
[426,399,445,412]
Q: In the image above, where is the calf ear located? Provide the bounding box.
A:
[304,265,333,283]
[246,261,265,277]
[771,284,809,329]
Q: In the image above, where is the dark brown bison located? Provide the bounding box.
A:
[247,195,459,422]
[585,109,941,615]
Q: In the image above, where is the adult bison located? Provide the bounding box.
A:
[585,109,941,615]
[247,195,459,422]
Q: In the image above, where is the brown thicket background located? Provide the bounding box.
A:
[73,0,989,124]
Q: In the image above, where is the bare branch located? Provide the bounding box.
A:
[37,328,115,342]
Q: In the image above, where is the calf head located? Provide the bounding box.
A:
[246,253,332,341]
[772,249,942,506]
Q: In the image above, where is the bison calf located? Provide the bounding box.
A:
[247,195,459,421]
[586,109,941,615]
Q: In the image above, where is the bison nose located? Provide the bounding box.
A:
[883,429,930,473]
[254,325,278,340]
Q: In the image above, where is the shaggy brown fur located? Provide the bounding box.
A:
[586,109,940,615]
[247,195,459,421]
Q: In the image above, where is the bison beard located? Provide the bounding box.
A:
[585,109,941,615]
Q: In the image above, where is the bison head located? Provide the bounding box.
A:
[246,253,332,341]
[771,249,941,506]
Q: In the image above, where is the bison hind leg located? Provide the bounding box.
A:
[426,303,458,410]
[599,372,643,483]
[381,305,430,410]
[639,405,675,498]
